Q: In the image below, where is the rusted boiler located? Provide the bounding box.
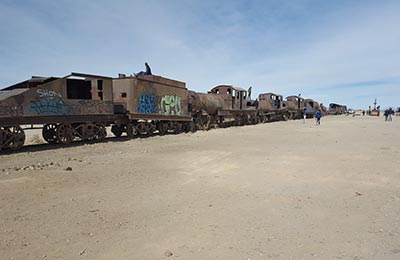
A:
[188,90,226,130]
[0,73,114,150]
[112,74,192,136]
[304,98,321,118]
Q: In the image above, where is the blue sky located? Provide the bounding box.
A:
[0,0,399,109]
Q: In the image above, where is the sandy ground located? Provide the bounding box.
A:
[1,115,400,260]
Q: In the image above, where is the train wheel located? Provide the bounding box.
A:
[126,123,138,138]
[137,122,152,136]
[194,116,203,130]
[188,122,197,133]
[3,126,25,150]
[13,127,25,150]
[57,124,74,144]
[158,122,167,136]
[282,112,290,121]
[174,122,183,134]
[42,124,58,144]
[82,123,97,141]
[95,124,107,140]
[111,125,123,137]
[0,128,4,150]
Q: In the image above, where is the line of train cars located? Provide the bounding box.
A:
[0,72,327,151]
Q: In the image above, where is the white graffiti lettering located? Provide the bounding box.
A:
[37,89,62,98]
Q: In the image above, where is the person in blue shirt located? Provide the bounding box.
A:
[315,111,322,125]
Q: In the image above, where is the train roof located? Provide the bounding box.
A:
[2,77,58,90]
[259,92,282,97]
[2,72,111,91]
[329,103,346,107]
[304,98,317,102]
[0,88,29,101]
[286,95,304,99]
[114,74,186,88]
[65,72,112,80]
[211,85,247,92]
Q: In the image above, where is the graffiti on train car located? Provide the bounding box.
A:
[159,95,182,115]
[37,89,62,98]
[0,103,24,117]
[137,93,159,114]
[29,97,66,115]
[67,100,113,114]
[30,97,113,115]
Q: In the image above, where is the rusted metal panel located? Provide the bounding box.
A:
[286,95,305,110]
[0,73,114,125]
[209,85,250,110]
[0,89,29,101]
[328,103,347,114]
[258,93,285,110]
[113,75,190,121]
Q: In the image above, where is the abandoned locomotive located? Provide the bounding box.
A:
[0,71,323,151]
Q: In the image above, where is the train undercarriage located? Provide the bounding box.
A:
[110,119,195,138]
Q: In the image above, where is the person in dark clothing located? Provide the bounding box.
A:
[388,107,394,121]
[135,62,152,77]
[253,98,259,109]
[145,62,152,75]
[315,111,322,125]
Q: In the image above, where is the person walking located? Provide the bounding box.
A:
[315,111,322,125]
[388,108,394,121]
[384,109,388,121]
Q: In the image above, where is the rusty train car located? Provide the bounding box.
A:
[111,74,193,136]
[328,103,347,115]
[0,71,329,151]
[0,73,115,150]
[0,72,193,150]
[285,95,305,119]
[189,88,315,127]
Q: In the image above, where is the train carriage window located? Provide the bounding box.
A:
[67,79,92,99]
[97,80,103,100]
[97,80,103,91]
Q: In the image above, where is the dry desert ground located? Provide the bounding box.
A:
[1,115,400,260]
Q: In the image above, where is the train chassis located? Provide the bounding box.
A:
[0,122,108,151]
[111,120,195,138]
[0,110,301,151]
